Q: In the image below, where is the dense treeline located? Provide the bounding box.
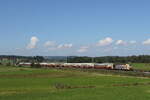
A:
[1,55,150,64]
[67,55,150,63]
[0,55,44,65]
[44,56,67,62]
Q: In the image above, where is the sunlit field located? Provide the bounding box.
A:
[131,63,150,71]
[0,66,150,100]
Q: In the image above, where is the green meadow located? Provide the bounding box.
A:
[0,66,150,100]
[131,63,150,71]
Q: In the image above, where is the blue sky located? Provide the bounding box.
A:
[0,0,150,56]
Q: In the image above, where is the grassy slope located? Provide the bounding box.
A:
[131,63,150,71]
[0,66,150,100]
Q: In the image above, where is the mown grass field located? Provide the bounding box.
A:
[131,63,150,71]
[0,66,150,100]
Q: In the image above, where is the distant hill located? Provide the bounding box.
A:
[44,56,67,60]
[44,56,67,62]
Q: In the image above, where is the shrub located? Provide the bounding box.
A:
[31,63,42,68]
[54,83,71,89]
[6,62,11,66]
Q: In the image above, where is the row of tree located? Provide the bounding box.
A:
[67,55,150,63]
[0,55,45,65]
[1,55,150,64]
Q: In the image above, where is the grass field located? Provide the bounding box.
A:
[0,66,150,100]
[131,63,150,71]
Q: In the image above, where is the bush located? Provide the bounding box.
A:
[31,63,42,68]
[6,62,11,66]
[54,83,71,89]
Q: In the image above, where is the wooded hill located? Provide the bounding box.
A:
[1,55,150,63]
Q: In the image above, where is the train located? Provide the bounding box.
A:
[18,62,132,70]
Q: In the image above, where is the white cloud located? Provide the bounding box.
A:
[97,37,113,46]
[116,40,126,45]
[57,43,73,49]
[77,46,89,53]
[129,40,136,44]
[44,41,56,47]
[26,36,39,49]
[45,43,73,51]
[142,39,150,45]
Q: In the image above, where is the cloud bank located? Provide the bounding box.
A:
[97,37,113,46]
[44,41,56,47]
[116,40,126,45]
[23,36,150,56]
[77,46,89,53]
[143,39,150,45]
[57,44,73,49]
